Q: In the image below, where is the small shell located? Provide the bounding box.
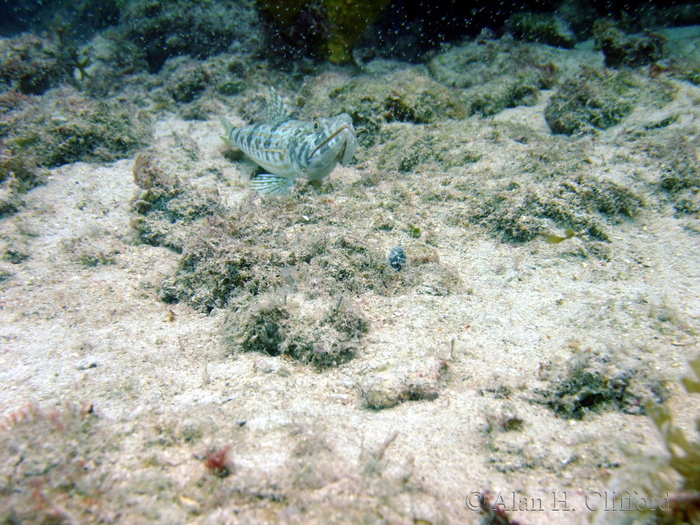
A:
[388,246,407,271]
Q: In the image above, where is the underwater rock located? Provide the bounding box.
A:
[372,119,482,173]
[0,85,150,214]
[0,182,23,218]
[485,174,644,243]
[0,34,68,95]
[12,86,150,167]
[428,40,560,91]
[119,0,260,72]
[328,68,466,146]
[308,68,467,147]
[544,66,676,134]
[507,12,576,48]
[593,21,666,68]
[388,246,406,271]
[131,153,221,252]
[465,70,545,117]
[428,40,560,116]
[156,201,416,312]
[165,60,209,103]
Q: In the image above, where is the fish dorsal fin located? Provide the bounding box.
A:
[265,87,290,124]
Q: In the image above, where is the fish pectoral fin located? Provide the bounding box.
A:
[220,117,234,143]
[250,174,295,195]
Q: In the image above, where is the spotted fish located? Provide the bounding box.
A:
[221,88,357,194]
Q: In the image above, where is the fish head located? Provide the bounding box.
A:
[303,113,357,180]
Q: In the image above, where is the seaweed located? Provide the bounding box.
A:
[648,356,700,492]
[600,356,700,524]
[203,445,232,478]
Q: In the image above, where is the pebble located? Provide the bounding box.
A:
[388,246,407,271]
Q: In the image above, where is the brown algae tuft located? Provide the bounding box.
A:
[225,294,369,369]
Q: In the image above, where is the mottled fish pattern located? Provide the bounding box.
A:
[222,88,357,194]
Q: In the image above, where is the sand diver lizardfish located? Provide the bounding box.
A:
[221,88,357,194]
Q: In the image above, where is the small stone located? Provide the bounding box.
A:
[388,246,407,271]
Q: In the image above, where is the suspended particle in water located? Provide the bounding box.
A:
[388,246,407,271]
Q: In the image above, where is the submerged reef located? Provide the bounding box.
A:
[506,11,576,48]
[427,39,561,116]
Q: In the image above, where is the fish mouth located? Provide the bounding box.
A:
[308,125,353,161]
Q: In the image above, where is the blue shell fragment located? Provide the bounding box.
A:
[388,246,407,271]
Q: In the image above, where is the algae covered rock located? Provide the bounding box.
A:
[465,69,546,116]
[537,349,668,419]
[0,34,69,95]
[428,40,560,116]
[544,66,676,134]
[165,60,209,103]
[428,40,561,90]
[0,85,151,204]
[372,120,482,173]
[2,86,151,167]
[593,20,666,68]
[478,168,644,244]
[327,68,466,146]
[119,0,260,72]
[507,11,576,48]
[131,153,221,252]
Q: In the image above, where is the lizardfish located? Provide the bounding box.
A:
[221,88,357,194]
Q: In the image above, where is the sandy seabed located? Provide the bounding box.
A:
[1,27,700,525]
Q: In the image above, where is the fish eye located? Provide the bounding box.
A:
[313,121,320,131]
